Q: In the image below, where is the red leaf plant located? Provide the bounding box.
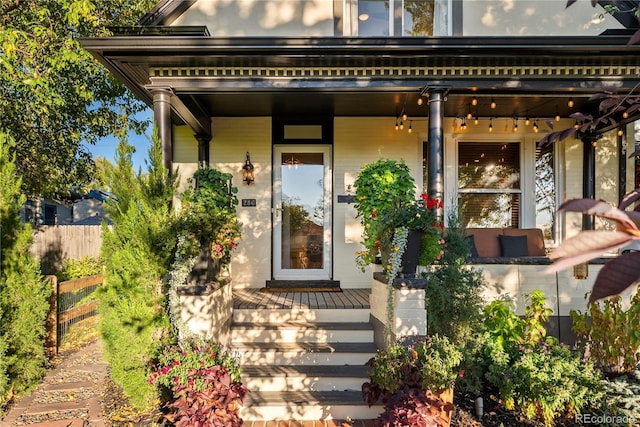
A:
[545,189,640,302]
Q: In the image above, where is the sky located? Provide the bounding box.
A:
[86,108,153,171]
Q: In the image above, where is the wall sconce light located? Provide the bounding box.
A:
[573,262,588,280]
[242,152,254,185]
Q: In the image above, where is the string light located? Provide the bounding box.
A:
[417,97,423,106]
[488,118,493,132]
[568,97,574,108]
[555,106,561,122]
[618,128,624,136]
[474,115,479,125]
[513,117,518,132]
[525,117,530,126]
[402,111,408,121]
[471,97,478,106]
[395,118,399,131]
[623,111,629,119]
[533,119,539,133]
[399,120,404,130]
[574,120,580,129]
[408,121,413,133]
[490,98,496,109]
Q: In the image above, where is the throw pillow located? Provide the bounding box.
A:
[466,235,479,258]
[498,234,528,257]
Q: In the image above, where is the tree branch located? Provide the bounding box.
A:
[0,0,25,19]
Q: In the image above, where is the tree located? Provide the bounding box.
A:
[0,132,51,412]
[0,0,155,199]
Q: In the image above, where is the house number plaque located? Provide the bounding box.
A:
[241,199,257,207]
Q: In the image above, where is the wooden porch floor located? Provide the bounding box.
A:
[233,288,371,309]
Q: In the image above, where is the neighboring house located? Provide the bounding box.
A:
[22,189,111,227]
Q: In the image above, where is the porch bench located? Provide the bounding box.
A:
[465,227,548,261]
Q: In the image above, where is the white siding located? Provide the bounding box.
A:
[210,117,273,288]
[172,0,335,36]
[462,0,622,36]
[334,117,422,288]
[173,125,199,194]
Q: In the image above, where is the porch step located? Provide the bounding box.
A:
[233,308,370,323]
[240,390,382,421]
[231,321,374,343]
[234,342,376,365]
[242,365,371,391]
[231,293,381,422]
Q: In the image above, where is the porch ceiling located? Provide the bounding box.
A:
[81,34,640,130]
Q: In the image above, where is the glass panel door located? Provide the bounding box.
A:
[273,145,332,279]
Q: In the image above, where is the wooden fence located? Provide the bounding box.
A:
[31,225,105,274]
[46,274,103,355]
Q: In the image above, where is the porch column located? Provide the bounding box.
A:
[196,134,211,169]
[582,134,597,230]
[618,128,627,203]
[427,89,446,221]
[151,88,173,173]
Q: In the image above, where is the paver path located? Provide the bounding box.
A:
[0,340,107,427]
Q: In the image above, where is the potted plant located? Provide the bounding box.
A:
[354,159,443,277]
[179,167,241,284]
[150,336,249,426]
[362,335,462,427]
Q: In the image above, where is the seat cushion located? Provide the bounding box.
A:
[465,228,502,258]
[502,228,546,256]
[499,234,529,257]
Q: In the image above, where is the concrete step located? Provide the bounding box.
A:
[232,342,376,366]
[241,365,371,392]
[239,390,382,422]
[233,308,370,324]
[231,321,374,344]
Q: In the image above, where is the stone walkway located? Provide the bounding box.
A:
[0,340,107,427]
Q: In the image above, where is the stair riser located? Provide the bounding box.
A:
[233,308,369,323]
[232,329,373,344]
[239,404,382,422]
[238,351,374,366]
[242,376,367,392]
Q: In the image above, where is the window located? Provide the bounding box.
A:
[351,0,442,36]
[458,142,521,228]
[535,144,556,242]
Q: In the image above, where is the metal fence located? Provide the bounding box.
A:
[46,274,103,354]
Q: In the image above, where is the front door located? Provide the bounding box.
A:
[273,145,332,280]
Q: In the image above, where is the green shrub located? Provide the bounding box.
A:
[56,256,104,281]
[571,286,640,376]
[424,209,485,344]
[483,292,604,426]
[98,135,177,410]
[0,132,51,414]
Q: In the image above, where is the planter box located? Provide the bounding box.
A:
[370,273,427,347]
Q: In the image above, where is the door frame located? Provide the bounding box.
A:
[272,144,333,280]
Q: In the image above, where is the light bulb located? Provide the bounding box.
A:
[568,98,574,108]
[417,97,423,106]
[395,118,399,131]
[623,111,629,119]
[618,128,624,136]
[408,121,413,133]
[525,117,530,126]
[400,121,404,130]
[471,97,478,106]
[489,119,493,132]
[490,98,496,109]
[574,120,580,129]
[533,120,539,133]
[474,116,479,125]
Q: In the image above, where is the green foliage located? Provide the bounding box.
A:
[56,256,104,281]
[353,159,416,269]
[98,136,177,410]
[570,286,640,375]
[424,209,485,344]
[483,292,604,427]
[596,369,640,425]
[0,132,51,414]
[367,335,462,394]
[0,0,155,198]
[179,167,241,268]
[151,337,248,426]
[151,337,242,390]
